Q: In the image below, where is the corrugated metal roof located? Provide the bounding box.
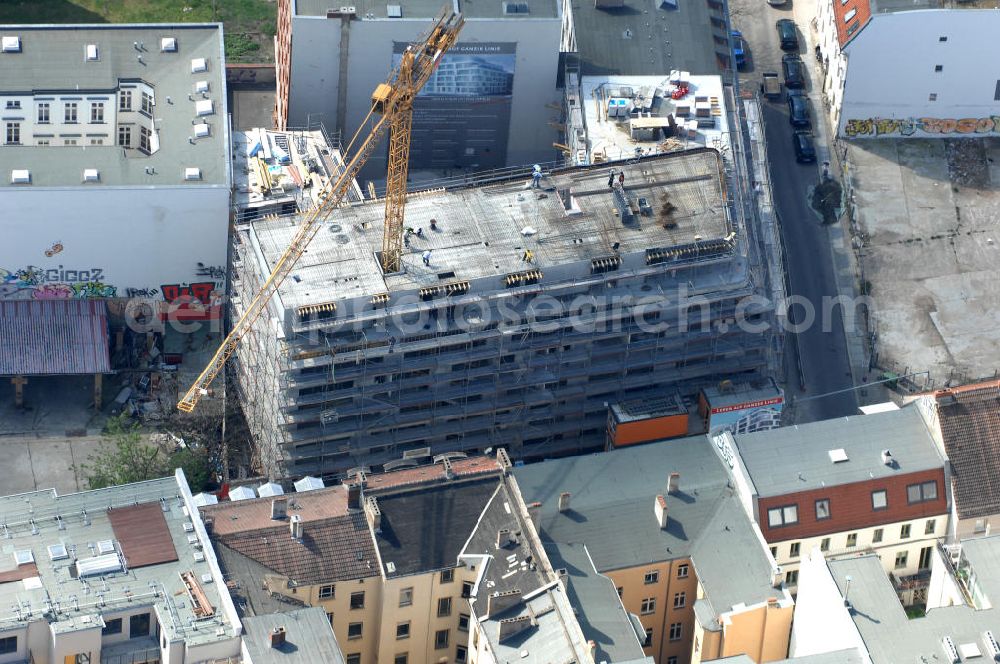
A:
[0,300,111,375]
[108,502,179,569]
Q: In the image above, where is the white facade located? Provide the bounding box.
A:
[825,9,1000,138]
[285,10,562,172]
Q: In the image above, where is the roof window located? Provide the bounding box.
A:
[85,44,98,61]
[83,168,100,182]
[194,123,210,138]
[185,167,202,180]
[161,37,178,52]
[10,169,30,184]
[195,80,210,93]
[96,539,115,555]
[191,57,207,73]
[387,4,403,16]
[47,543,69,561]
[14,550,33,565]
[195,99,214,116]
[844,8,857,21]
[828,448,849,463]
[1,36,20,53]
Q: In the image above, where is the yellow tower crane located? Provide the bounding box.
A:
[177,8,464,413]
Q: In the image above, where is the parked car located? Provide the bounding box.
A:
[792,131,817,163]
[761,72,782,100]
[787,92,811,128]
[767,0,786,6]
[776,19,799,51]
[731,30,748,70]
[782,54,805,89]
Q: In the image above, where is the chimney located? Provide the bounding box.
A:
[271,498,288,520]
[347,484,362,511]
[767,597,779,609]
[668,472,681,494]
[443,457,454,480]
[881,449,893,466]
[487,589,522,617]
[772,567,783,588]
[497,615,533,642]
[364,495,382,533]
[526,501,542,531]
[270,626,286,648]
[654,494,668,529]
[558,492,572,512]
[289,514,303,540]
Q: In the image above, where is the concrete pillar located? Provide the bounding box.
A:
[11,375,27,408]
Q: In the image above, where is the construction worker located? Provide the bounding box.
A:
[422,250,432,266]
[522,249,534,263]
[607,169,616,188]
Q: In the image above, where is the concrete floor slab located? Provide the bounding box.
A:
[0,434,104,495]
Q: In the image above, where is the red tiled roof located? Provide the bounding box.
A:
[363,456,502,493]
[935,381,1000,519]
[834,0,872,47]
[0,300,111,375]
[108,502,179,568]
[200,485,349,536]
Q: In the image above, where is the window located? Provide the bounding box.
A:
[844,7,856,21]
[399,587,413,607]
[37,139,49,146]
[668,658,678,664]
[919,546,933,570]
[939,35,947,41]
[327,612,335,625]
[846,532,858,548]
[641,598,656,614]
[318,584,335,600]
[434,629,449,649]
[394,655,408,664]
[644,570,659,584]
[901,524,911,539]
[785,569,799,585]
[908,481,938,504]
[90,102,104,123]
[102,618,122,635]
[129,613,151,638]
[141,91,153,115]
[120,90,132,111]
[0,636,16,655]
[5,100,20,109]
[935,65,943,72]
[89,138,103,145]
[677,563,689,579]
[440,568,454,583]
[770,546,778,558]
[669,622,682,641]
[673,591,686,609]
[5,122,19,145]
[925,519,936,535]
[458,613,470,631]
[139,125,151,153]
[929,93,938,101]
[346,655,361,664]
[37,102,49,123]
[350,591,365,610]
[872,490,887,510]
[873,528,884,543]
[820,538,830,552]
[616,586,624,597]
[462,581,473,598]
[895,551,908,569]
[118,125,131,147]
[975,519,988,534]
[767,504,799,528]
[396,622,410,639]
[65,102,78,123]
[643,628,653,647]
[815,499,831,520]
[790,542,801,558]
[437,597,452,617]
[456,645,468,663]
[64,138,77,146]
[348,622,363,640]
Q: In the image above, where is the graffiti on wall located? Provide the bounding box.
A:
[844,115,1000,138]
[1,265,118,300]
[161,282,216,304]
[195,263,227,280]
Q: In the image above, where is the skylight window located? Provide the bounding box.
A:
[1,36,21,53]
[85,44,98,61]
[48,543,69,561]
[10,169,30,184]
[828,448,849,463]
[14,550,34,565]
[844,8,857,22]
[96,539,115,555]
[185,167,202,181]
[193,123,210,138]
[83,168,100,182]
[161,37,178,52]
[191,57,207,73]
[195,99,214,116]
[195,80,210,93]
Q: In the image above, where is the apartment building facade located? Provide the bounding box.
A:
[723,407,949,590]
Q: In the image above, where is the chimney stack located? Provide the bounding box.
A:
[364,496,382,532]
[881,449,893,466]
[772,567,783,588]
[289,514,303,540]
[526,501,542,531]
[271,498,288,520]
[654,494,668,529]
[270,626,286,648]
[668,472,681,494]
[558,492,572,512]
[347,484,362,511]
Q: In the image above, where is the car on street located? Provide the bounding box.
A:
[731,30,748,70]
[787,92,811,128]
[776,19,799,51]
[792,131,817,163]
[767,0,786,6]
[782,53,805,89]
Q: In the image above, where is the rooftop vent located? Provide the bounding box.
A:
[76,553,122,578]
[85,44,98,61]
[195,99,214,116]
[195,80,210,93]
[10,169,30,184]
[1,36,21,53]
[558,492,571,512]
[185,167,202,181]
[881,449,894,466]
[47,544,68,561]
[828,448,849,463]
[191,57,208,73]
[96,539,115,555]
[14,550,33,565]
[161,37,178,53]
[83,168,100,183]
[959,642,982,660]
[193,123,210,138]
[387,4,403,16]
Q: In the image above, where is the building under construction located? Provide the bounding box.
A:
[230,143,780,480]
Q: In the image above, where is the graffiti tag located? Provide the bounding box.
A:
[195,263,227,280]
[161,282,216,304]
[2,265,105,285]
[125,287,159,298]
[1,266,117,300]
[845,115,1000,138]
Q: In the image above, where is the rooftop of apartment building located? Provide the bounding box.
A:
[932,380,1000,520]
[512,435,784,614]
[835,0,998,47]
[0,473,238,648]
[826,538,1000,664]
[244,148,732,313]
[731,407,943,497]
[702,376,783,411]
[0,24,229,187]
[242,606,346,664]
[293,0,560,19]
[848,138,1000,386]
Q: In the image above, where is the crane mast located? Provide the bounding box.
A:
[177,8,464,413]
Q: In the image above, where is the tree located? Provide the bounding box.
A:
[82,414,164,489]
[169,446,213,493]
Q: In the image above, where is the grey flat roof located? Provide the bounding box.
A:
[828,551,1000,664]
[294,0,559,19]
[546,542,652,663]
[511,436,731,571]
[247,149,730,312]
[242,607,346,664]
[773,654,864,664]
[0,24,229,187]
[701,377,782,409]
[732,408,944,498]
[569,0,722,75]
